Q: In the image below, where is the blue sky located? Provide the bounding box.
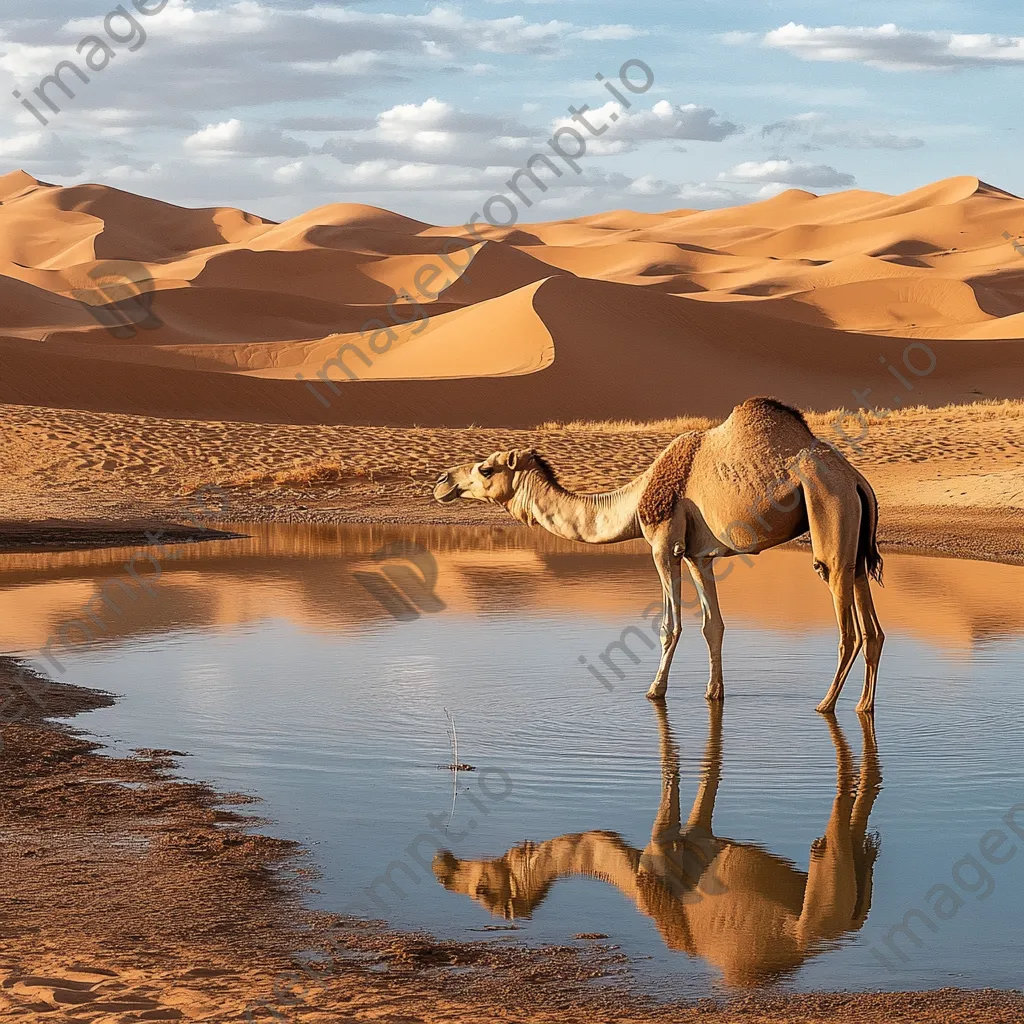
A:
[1,1,1022,222]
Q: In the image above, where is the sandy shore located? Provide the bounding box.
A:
[4,657,1024,1024]
[0,400,1020,563]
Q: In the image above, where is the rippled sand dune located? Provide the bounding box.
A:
[2,169,1024,426]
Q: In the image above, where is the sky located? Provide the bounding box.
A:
[1,0,1023,224]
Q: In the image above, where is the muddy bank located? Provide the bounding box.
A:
[0,520,242,554]
[873,506,1024,566]
[2,402,1020,566]
[3,659,1024,1022]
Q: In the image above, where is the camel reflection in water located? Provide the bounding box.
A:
[433,705,882,987]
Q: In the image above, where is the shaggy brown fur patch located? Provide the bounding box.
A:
[637,432,703,526]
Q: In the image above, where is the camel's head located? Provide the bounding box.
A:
[432,846,547,919]
[433,448,541,506]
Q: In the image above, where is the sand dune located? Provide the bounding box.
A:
[2,169,1023,426]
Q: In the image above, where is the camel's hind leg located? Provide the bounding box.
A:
[816,565,862,714]
[853,574,884,713]
[803,480,863,714]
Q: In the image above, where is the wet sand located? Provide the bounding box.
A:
[0,520,239,554]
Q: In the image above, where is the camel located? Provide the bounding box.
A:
[433,702,882,987]
[433,397,884,712]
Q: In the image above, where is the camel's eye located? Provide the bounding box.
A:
[478,466,493,478]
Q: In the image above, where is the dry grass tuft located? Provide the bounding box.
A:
[538,414,719,434]
[807,398,1024,429]
[542,400,1024,435]
[206,460,353,491]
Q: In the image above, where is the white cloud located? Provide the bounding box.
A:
[625,174,678,197]
[421,40,452,60]
[0,4,963,223]
[0,1,582,124]
[762,112,924,150]
[552,99,741,156]
[0,130,86,174]
[320,94,740,178]
[95,158,330,205]
[277,115,377,133]
[328,50,386,75]
[617,100,741,142]
[762,23,1024,71]
[672,183,763,208]
[104,162,164,183]
[572,24,647,42]
[718,159,856,188]
[331,160,504,191]
[271,160,328,187]
[323,98,537,169]
[184,119,308,159]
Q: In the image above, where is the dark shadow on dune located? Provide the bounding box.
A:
[965,269,1024,319]
[870,239,943,260]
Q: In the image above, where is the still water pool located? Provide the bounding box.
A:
[3,524,1023,997]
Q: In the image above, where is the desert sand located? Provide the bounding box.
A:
[2,169,1024,426]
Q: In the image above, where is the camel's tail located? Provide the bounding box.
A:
[856,482,884,586]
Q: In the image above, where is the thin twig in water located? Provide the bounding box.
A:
[444,708,458,834]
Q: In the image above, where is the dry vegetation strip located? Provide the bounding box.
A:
[540,399,1024,434]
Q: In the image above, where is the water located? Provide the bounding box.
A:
[3,524,1023,997]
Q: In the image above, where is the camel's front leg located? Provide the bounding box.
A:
[647,537,682,700]
[684,556,725,701]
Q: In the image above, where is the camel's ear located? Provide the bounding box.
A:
[506,448,535,471]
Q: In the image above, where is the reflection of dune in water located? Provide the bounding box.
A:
[0,523,1021,652]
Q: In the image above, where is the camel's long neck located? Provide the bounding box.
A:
[506,833,645,915]
[506,470,648,544]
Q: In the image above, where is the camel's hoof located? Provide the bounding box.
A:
[855,703,875,715]
[646,687,667,701]
[705,688,724,702]
[816,702,837,715]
